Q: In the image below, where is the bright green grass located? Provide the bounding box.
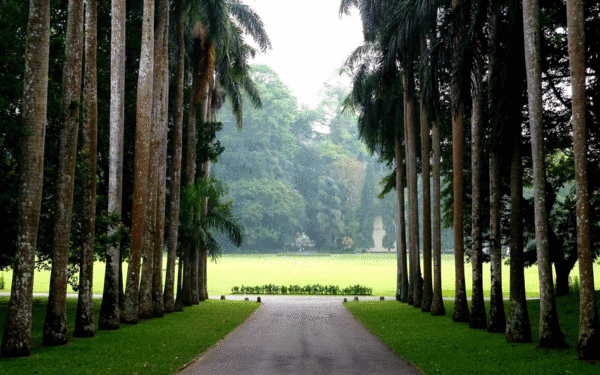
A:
[1,253,599,298]
[345,292,599,375]
[0,297,259,375]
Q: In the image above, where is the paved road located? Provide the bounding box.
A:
[177,296,423,375]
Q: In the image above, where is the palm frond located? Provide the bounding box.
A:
[226,0,272,52]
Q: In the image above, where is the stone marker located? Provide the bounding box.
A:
[380,296,385,300]
[220,295,226,300]
[244,297,249,301]
[354,296,359,301]
[343,298,348,303]
[257,297,262,303]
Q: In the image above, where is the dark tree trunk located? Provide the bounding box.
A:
[450,0,469,324]
[404,67,422,308]
[487,150,506,333]
[430,118,445,316]
[164,1,185,314]
[566,0,600,359]
[74,0,98,338]
[43,0,84,346]
[99,0,126,331]
[506,139,531,343]
[420,36,432,313]
[522,0,565,348]
[396,138,408,302]
[1,0,50,357]
[469,65,486,329]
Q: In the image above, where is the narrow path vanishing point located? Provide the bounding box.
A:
[177,296,423,375]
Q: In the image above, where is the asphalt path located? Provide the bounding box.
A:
[177,296,423,375]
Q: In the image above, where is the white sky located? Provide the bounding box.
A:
[247,0,364,107]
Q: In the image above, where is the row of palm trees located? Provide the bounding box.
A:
[2,0,269,358]
[341,0,598,360]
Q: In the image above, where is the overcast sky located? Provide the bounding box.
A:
[247,0,364,107]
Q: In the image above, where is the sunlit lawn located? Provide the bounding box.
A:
[1,253,599,297]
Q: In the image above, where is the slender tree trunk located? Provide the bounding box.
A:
[403,74,413,306]
[43,0,85,346]
[164,2,186,314]
[74,0,98,338]
[469,65,486,329]
[396,138,408,302]
[566,0,600,359]
[420,37,432,313]
[152,0,169,318]
[122,0,154,324]
[99,0,126,331]
[430,118,445,316]
[506,139,532,343]
[405,67,422,308]
[198,90,212,302]
[522,0,565,348]
[488,150,506,332]
[451,0,469,323]
[1,0,50,357]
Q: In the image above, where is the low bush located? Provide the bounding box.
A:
[230,283,373,295]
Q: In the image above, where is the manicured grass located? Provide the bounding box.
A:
[345,292,600,375]
[0,297,259,375]
[1,253,599,298]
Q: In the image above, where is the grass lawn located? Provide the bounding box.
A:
[345,292,600,375]
[1,253,599,298]
[0,297,259,375]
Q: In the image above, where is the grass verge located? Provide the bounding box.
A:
[345,292,600,375]
[0,297,259,375]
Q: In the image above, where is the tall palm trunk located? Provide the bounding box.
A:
[122,0,155,324]
[74,0,98,338]
[99,0,126,330]
[152,0,170,318]
[522,0,565,348]
[506,137,531,343]
[396,137,408,302]
[1,0,50,357]
[430,118,445,316]
[469,65,486,329]
[487,0,506,333]
[566,0,600,359]
[451,0,469,323]
[404,66,422,308]
[487,149,506,332]
[403,74,413,306]
[420,37,432,313]
[164,2,186,313]
[43,0,85,346]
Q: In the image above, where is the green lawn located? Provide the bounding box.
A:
[0,297,259,375]
[1,253,599,297]
[345,292,600,375]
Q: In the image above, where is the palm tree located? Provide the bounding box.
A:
[187,0,271,302]
[122,0,154,324]
[99,0,127,330]
[566,0,600,359]
[179,178,244,284]
[419,35,433,313]
[1,0,51,358]
[152,0,171,318]
[43,0,85,346]
[74,0,98,338]
[506,134,532,343]
[164,0,186,313]
[522,0,565,348]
